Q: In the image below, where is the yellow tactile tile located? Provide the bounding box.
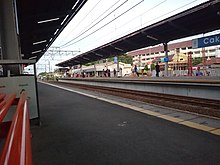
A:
[158,115,184,123]
[180,121,214,132]
[140,110,162,117]
[210,129,220,136]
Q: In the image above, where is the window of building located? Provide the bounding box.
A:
[181,47,186,50]
[209,49,215,53]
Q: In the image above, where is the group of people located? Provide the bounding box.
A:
[133,63,160,77]
[102,68,118,77]
[102,69,110,77]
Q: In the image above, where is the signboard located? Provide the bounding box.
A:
[160,57,169,62]
[114,56,118,63]
[164,57,169,62]
[192,33,220,48]
[0,76,39,121]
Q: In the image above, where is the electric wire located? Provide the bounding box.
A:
[58,0,103,45]
[60,0,128,47]
[77,0,200,51]
[68,0,168,50]
[61,0,144,48]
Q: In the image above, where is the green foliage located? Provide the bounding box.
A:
[38,72,47,76]
[108,54,132,64]
[144,63,155,71]
[151,63,155,70]
[192,57,202,66]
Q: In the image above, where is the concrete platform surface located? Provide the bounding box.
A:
[31,82,220,165]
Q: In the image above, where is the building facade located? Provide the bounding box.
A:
[127,40,220,68]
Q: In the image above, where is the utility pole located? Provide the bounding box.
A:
[202,47,206,75]
[163,43,168,76]
[188,52,193,76]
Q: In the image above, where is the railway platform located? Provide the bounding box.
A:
[30,81,220,165]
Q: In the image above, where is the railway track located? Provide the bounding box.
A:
[51,81,220,119]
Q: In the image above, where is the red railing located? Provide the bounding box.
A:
[0,93,16,122]
[0,91,32,165]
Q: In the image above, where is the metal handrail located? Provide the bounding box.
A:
[0,94,16,122]
[0,91,33,165]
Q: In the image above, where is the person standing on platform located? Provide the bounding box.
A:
[155,63,160,77]
[113,68,116,77]
[134,65,139,77]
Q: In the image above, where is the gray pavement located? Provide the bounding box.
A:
[31,82,220,165]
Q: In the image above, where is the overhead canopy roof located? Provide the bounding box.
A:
[16,0,88,61]
[56,0,220,67]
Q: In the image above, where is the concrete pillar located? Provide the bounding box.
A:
[0,0,21,75]
[163,43,168,76]
[116,56,120,77]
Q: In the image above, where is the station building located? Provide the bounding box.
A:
[127,40,220,76]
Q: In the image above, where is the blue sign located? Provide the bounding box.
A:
[160,57,169,62]
[114,56,118,63]
[192,33,220,48]
[164,57,169,62]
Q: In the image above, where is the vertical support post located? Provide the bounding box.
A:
[94,63,97,77]
[163,43,168,76]
[0,0,21,75]
[34,63,40,124]
[188,51,193,76]
[202,47,206,75]
[117,56,120,77]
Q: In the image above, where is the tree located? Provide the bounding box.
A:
[192,57,202,66]
[108,54,132,64]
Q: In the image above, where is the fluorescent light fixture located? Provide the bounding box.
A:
[61,15,69,25]
[29,56,37,59]
[54,29,59,35]
[38,18,60,24]
[33,40,47,45]
[83,57,90,60]
[72,0,80,9]
[95,53,103,57]
[49,38,53,42]
[147,35,158,41]
[31,50,42,54]
[115,47,123,51]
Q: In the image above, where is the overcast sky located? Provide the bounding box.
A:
[36,0,210,73]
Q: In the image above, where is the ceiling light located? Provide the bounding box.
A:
[95,53,103,57]
[31,50,42,54]
[29,56,37,59]
[147,35,158,41]
[61,15,69,25]
[54,29,59,35]
[115,47,124,51]
[83,57,90,60]
[33,40,47,45]
[38,18,60,24]
[72,0,80,9]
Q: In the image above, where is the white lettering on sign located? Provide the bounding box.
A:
[203,36,220,45]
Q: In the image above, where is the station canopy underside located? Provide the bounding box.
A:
[56,0,220,67]
[16,0,88,61]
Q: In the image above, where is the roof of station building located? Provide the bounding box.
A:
[16,0,88,61]
[56,0,220,67]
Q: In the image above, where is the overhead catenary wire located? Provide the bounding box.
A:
[61,0,144,48]
[60,0,128,47]
[76,0,200,52]
[58,0,103,45]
